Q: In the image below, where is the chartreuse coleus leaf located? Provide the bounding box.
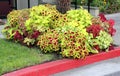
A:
[67,6,93,28]
[96,31,113,50]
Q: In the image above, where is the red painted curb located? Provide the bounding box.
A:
[3,48,120,76]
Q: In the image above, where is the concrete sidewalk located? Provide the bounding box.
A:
[0,25,4,38]
[0,19,6,38]
[53,13,120,76]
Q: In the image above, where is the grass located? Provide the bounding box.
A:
[0,38,61,75]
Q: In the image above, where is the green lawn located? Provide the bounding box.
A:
[0,38,61,75]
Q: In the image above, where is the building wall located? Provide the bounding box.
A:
[17,0,28,9]
[42,0,56,4]
[17,0,38,9]
[30,0,38,7]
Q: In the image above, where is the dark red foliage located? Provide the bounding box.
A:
[99,13,107,22]
[99,14,116,36]
[106,19,116,36]
[31,30,40,39]
[14,31,23,41]
[94,45,100,51]
[108,45,114,50]
[86,24,103,38]
[108,19,115,27]
[23,31,28,37]
[108,27,116,36]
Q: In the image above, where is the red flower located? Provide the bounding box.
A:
[99,13,107,22]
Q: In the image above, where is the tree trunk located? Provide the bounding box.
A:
[56,0,71,14]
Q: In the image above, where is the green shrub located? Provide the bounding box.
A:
[75,0,120,13]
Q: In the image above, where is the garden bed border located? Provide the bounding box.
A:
[3,47,120,76]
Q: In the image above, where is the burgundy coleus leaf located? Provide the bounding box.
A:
[108,44,114,50]
[94,45,100,51]
[107,19,115,27]
[99,13,107,22]
[108,27,116,36]
[31,30,40,39]
[86,24,103,38]
[23,31,28,37]
[14,31,23,41]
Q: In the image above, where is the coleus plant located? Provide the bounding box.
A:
[2,9,40,46]
[66,7,93,28]
[57,25,90,58]
[25,4,61,32]
[37,29,60,53]
[86,24,103,38]
[86,13,115,52]
[23,30,40,46]
[2,10,22,40]
[2,4,116,59]
[3,9,30,42]
[96,31,113,51]
[99,13,116,36]
[91,13,116,36]
[60,30,89,59]
[86,31,113,52]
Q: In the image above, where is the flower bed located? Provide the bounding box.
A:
[2,4,116,59]
[1,4,118,76]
